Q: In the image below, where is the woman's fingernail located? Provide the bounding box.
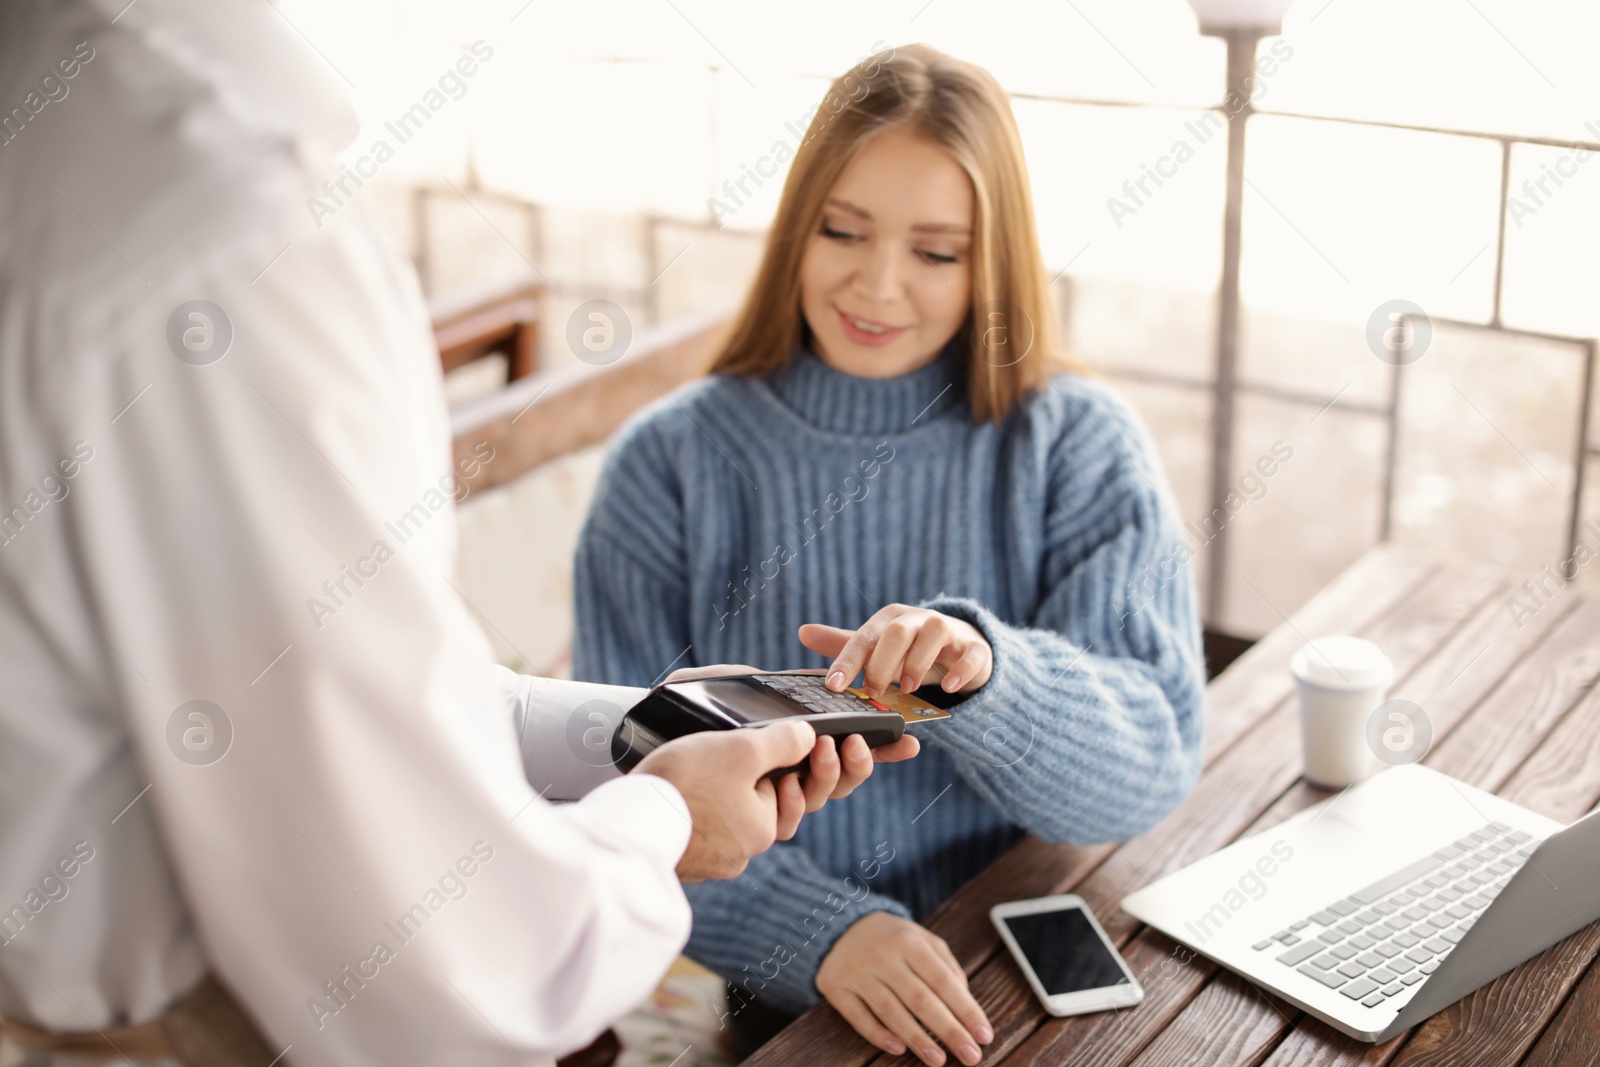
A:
[958,1043,982,1065]
[923,1048,946,1067]
[944,674,961,692]
[901,674,915,692]
[885,1039,906,1055]
[976,1024,994,1043]
[828,671,846,689]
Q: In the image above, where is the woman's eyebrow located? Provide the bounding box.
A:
[824,198,873,219]
[823,199,971,237]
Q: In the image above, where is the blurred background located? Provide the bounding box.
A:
[271,1,1599,1061]
[283,0,1600,680]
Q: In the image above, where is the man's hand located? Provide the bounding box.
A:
[799,605,993,698]
[635,722,818,881]
[817,912,994,1067]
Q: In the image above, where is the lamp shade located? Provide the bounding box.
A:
[1186,0,1296,32]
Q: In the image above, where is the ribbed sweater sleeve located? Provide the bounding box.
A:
[920,381,1205,844]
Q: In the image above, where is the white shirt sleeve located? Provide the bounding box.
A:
[51,204,692,1064]
[492,666,649,802]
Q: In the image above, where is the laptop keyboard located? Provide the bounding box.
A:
[1252,822,1541,1009]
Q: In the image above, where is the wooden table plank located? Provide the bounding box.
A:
[1489,676,1600,824]
[745,547,1439,1067]
[1519,950,1600,1067]
[1000,932,1222,1067]
[1423,595,1600,790]
[1124,972,1294,1067]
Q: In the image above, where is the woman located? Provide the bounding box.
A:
[573,44,1205,1067]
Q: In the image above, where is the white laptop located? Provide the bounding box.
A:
[1121,764,1600,1042]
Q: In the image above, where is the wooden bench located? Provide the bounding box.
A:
[431,272,547,385]
[447,304,735,493]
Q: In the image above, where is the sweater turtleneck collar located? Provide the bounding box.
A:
[764,337,967,436]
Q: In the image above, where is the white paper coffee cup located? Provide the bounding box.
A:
[1289,636,1395,789]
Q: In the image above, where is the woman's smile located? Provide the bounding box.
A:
[836,306,910,348]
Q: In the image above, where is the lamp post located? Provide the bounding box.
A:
[1186,0,1293,624]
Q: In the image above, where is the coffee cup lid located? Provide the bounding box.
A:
[1290,636,1394,691]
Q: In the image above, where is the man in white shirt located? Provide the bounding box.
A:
[0,2,915,1064]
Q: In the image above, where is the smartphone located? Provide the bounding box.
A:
[990,894,1144,1016]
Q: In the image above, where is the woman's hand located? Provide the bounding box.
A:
[817,912,994,1067]
[663,665,920,824]
[799,605,993,697]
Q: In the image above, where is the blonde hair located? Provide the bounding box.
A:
[710,43,1080,423]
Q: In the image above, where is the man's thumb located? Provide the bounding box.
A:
[749,720,817,772]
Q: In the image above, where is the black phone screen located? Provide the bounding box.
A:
[1001,906,1130,996]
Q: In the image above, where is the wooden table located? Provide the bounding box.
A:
[745,546,1600,1067]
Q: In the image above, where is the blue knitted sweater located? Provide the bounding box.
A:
[572,340,1206,1014]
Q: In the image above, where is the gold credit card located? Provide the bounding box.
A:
[844,683,951,725]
